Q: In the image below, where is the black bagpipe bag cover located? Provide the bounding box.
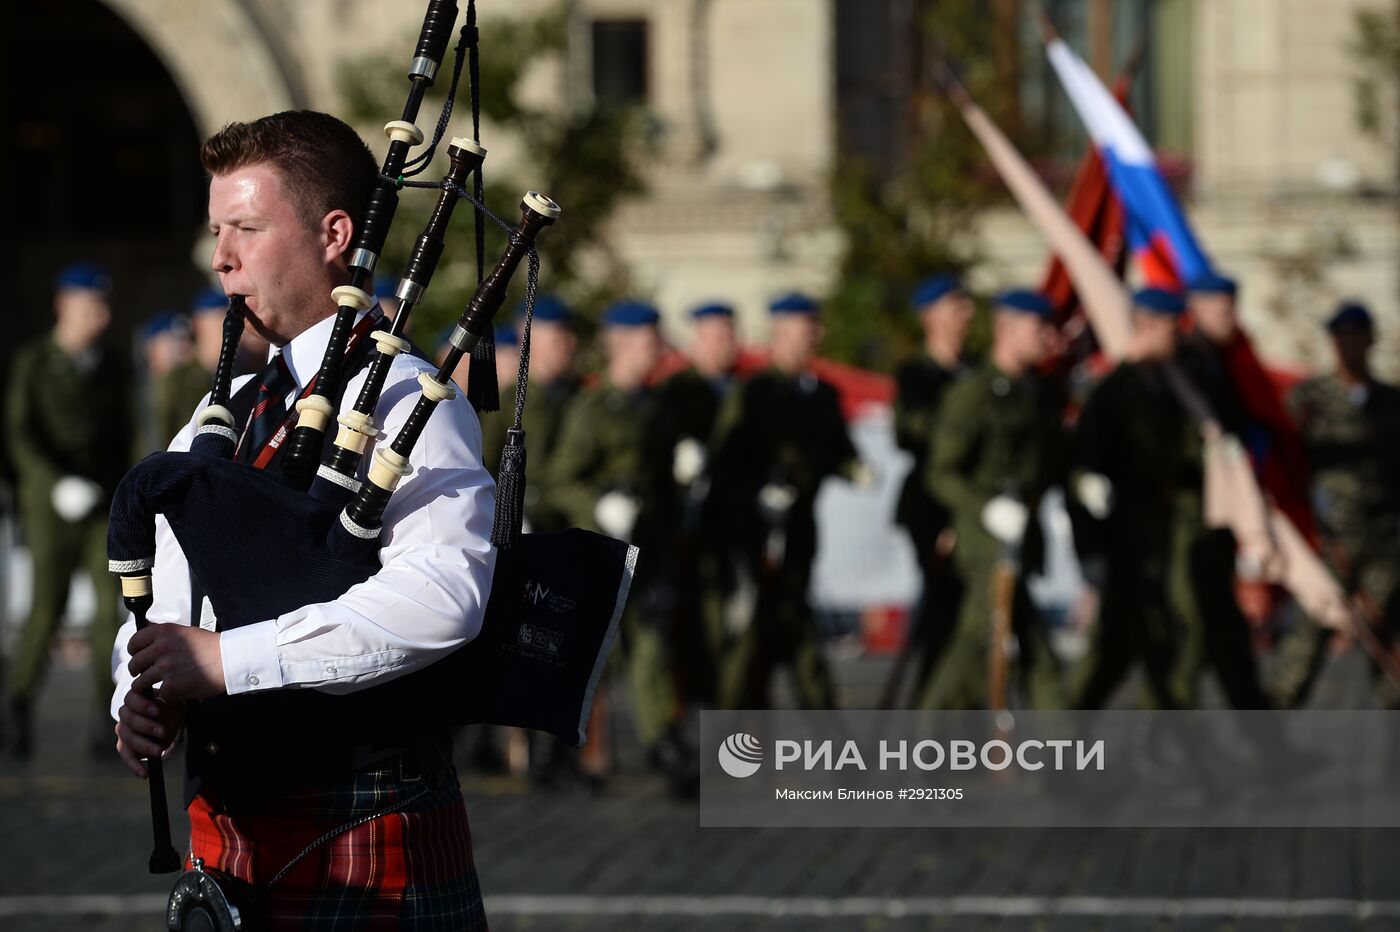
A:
[109,451,632,747]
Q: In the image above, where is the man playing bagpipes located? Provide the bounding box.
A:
[110,110,494,929]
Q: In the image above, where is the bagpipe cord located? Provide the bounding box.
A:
[389,171,540,548]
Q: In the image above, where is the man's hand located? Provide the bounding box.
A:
[115,690,186,779]
[128,624,225,700]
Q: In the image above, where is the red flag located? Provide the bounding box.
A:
[1039,72,1135,324]
[1219,330,1318,543]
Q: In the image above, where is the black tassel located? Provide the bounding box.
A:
[491,426,526,548]
[466,327,499,413]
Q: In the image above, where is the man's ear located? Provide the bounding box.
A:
[321,209,355,264]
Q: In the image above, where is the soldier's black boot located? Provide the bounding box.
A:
[9,696,32,761]
[647,726,699,800]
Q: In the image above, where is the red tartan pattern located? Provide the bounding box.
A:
[186,764,487,930]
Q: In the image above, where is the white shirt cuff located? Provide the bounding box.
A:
[220,621,286,695]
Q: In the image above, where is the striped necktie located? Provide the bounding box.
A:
[236,352,296,464]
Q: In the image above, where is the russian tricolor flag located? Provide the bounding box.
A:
[1045,38,1212,289]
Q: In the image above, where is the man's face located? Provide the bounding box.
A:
[689,316,738,377]
[769,315,821,372]
[54,289,112,349]
[529,320,577,384]
[1332,325,1373,374]
[994,311,1051,369]
[1189,292,1237,345]
[495,345,521,388]
[921,291,975,349]
[605,326,663,389]
[191,312,225,369]
[208,163,343,346]
[1132,311,1178,361]
[146,331,189,378]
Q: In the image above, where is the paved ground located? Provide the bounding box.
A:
[1,639,1398,931]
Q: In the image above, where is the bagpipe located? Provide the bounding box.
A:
[107,1,633,926]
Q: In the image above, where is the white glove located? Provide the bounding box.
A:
[1076,472,1114,520]
[672,438,707,486]
[981,495,1029,545]
[595,491,641,540]
[52,476,102,522]
[757,483,799,523]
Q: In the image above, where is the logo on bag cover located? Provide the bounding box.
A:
[718,733,764,778]
[523,580,577,615]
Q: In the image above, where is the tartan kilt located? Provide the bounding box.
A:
[186,760,488,931]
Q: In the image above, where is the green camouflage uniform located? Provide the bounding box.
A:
[1072,361,1195,708]
[1274,373,1400,707]
[481,375,581,533]
[5,335,132,714]
[921,364,1064,710]
[894,354,968,706]
[541,380,678,745]
[709,368,858,710]
[155,359,212,450]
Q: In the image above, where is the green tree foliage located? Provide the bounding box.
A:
[338,3,652,348]
[1352,0,1400,155]
[824,0,1028,369]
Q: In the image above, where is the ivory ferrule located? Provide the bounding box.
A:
[294,396,335,432]
[368,448,412,493]
[331,285,372,311]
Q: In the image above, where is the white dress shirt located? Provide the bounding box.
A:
[110,308,497,719]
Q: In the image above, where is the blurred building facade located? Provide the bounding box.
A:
[20,0,1400,373]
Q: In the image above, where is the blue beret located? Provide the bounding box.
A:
[141,311,184,339]
[190,286,228,315]
[993,288,1053,319]
[520,294,573,324]
[602,300,661,328]
[56,262,112,293]
[494,324,521,348]
[911,275,961,310]
[1133,287,1187,316]
[1326,301,1374,333]
[374,276,400,300]
[1188,271,1237,296]
[690,302,735,321]
[769,292,819,315]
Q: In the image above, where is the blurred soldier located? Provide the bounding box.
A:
[656,301,743,705]
[138,311,193,454]
[1072,288,1197,708]
[895,275,975,707]
[483,295,580,532]
[1173,273,1272,708]
[544,301,693,790]
[1275,302,1400,707]
[5,263,132,757]
[471,303,574,783]
[710,292,868,710]
[921,289,1064,710]
[154,287,226,447]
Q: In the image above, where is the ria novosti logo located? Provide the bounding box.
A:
[718,733,763,778]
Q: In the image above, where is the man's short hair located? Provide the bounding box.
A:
[200,110,377,230]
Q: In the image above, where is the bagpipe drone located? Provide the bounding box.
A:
[107,2,633,926]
